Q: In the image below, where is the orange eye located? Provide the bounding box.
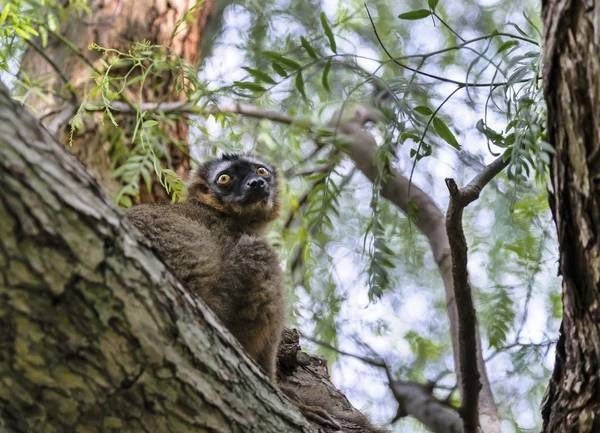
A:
[256,167,269,177]
[217,174,232,185]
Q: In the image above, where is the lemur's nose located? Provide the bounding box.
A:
[248,178,266,188]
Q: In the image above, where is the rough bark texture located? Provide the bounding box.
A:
[0,85,378,433]
[19,0,219,201]
[541,0,600,430]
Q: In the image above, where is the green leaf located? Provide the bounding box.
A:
[233,81,266,92]
[400,132,420,143]
[398,9,432,20]
[497,40,519,54]
[241,66,276,84]
[40,26,48,48]
[21,24,39,36]
[508,66,529,86]
[0,4,10,25]
[322,58,332,91]
[428,0,439,11]
[47,12,58,32]
[414,106,433,116]
[264,51,301,69]
[300,36,318,59]
[508,22,530,38]
[14,27,30,40]
[143,120,158,127]
[272,62,287,77]
[295,71,307,101]
[433,117,460,150]
[320,13,337,54]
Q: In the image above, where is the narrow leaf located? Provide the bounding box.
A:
[143,120,158,127]
[398,9,432,20]
[0,5,11,25]
[264,51,301,69]
[295,71,307,101]
[322,58,332,91]
[432,118,460,150]
[272,62,287,77]
[14,27,30,40]
[300,36,318,59]
[233,81,266,92]
[400,132,421,143]
[47,12,58,32]
[320,12,337,53]
[241,66,276,84]
[497,40,519,54]
[414,105,433,116]
[428,0,439,11]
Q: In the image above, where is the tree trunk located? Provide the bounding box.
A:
[541,0,600,430]
[0,83,380,433]
[18,0,219,202]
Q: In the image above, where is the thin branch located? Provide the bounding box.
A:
[84,100,295,124]
[366,6,517,89]
[460,155,509,205]
[444,156,509,433]
[305,335,464,433]
[301,335,386,369]
[24,39,77,102]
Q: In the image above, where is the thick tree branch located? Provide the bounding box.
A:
[443,156,508,433]
[445,178,482,433]
[387,380,463,433]
[0,84,374,433]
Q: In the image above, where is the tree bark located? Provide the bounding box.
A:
[0,84,377,433]
[18,0,220,201]
[541,0,600,430]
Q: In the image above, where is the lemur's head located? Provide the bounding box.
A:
[187,154,281,223]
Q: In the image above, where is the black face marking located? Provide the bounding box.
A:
[198,154,277,206]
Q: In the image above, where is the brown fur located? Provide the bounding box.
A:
[125,155,286,381]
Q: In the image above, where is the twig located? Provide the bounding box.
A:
[444,155,508,433]
[305,335,464,433]
[365,5,514,89]
[301,334,386,368]
[24,40,77,102]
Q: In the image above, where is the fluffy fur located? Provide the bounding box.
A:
[125,154,286,380]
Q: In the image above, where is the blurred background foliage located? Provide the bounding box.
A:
[0,0,559,431]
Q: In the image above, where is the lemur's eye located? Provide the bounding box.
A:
[217,174,232,185]
[256,167,269,177]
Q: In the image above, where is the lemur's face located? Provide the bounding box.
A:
[189,154,281,222]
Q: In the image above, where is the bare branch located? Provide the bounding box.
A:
[444,157,508,433]
[306,336,464,433]
[445,178,481,433]
[301,335,386,369]
[458,156,509,206]
[84,101,295,124]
